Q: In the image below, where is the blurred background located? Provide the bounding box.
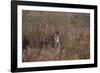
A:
[22,10,90,62]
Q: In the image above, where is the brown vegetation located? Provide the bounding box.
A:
[22,10,90,62]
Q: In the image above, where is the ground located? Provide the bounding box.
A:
[22,47,89,62]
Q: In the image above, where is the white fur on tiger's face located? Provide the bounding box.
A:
[53,33,60,48]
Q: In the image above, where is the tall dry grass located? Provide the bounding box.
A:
[22,10,90,61]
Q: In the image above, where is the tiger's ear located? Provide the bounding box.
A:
[56,32,59,35]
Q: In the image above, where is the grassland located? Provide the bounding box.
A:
[22,10,90,62]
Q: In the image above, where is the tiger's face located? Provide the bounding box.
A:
[52,33,60,48]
